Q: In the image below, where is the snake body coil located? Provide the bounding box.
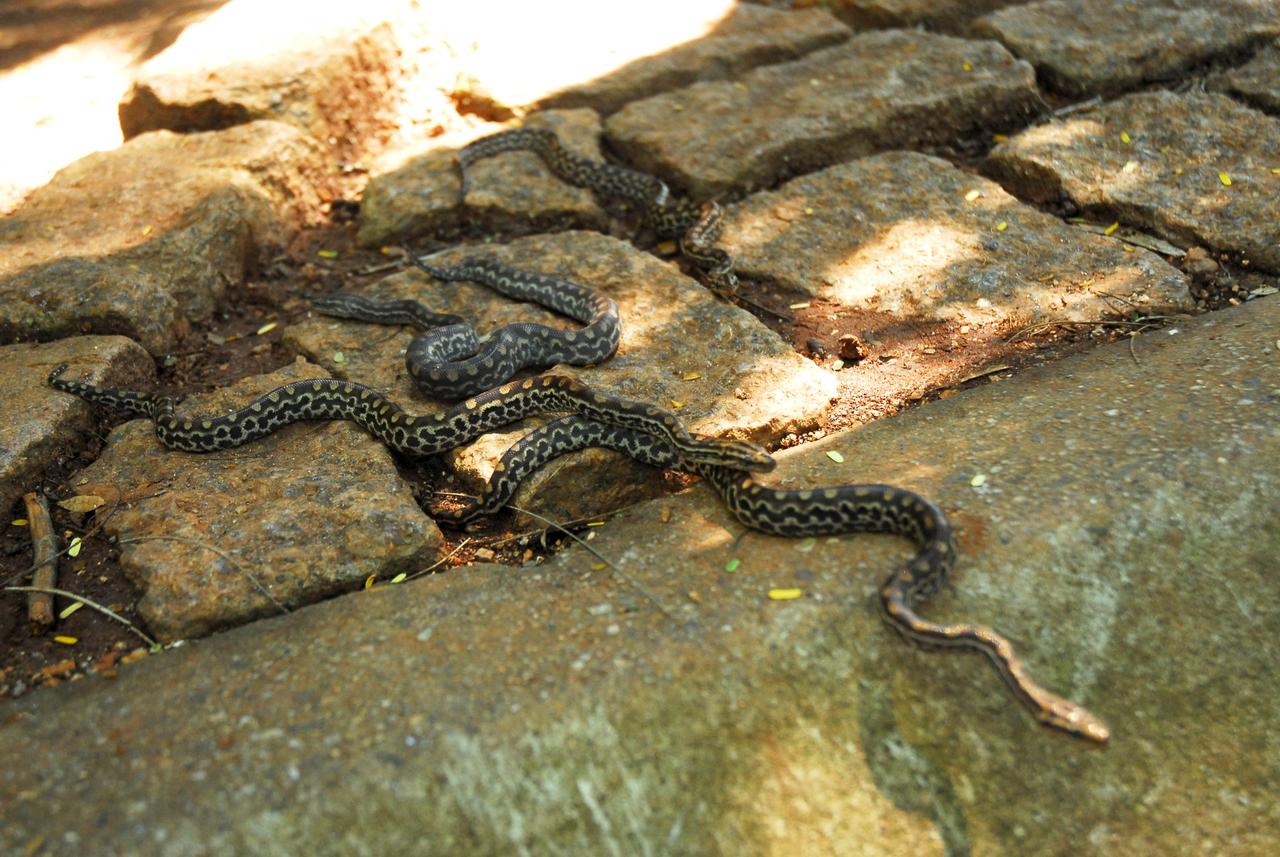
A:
[458,128,738,294]
[314,258,620,400]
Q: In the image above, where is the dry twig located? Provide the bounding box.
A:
[21,492,58,625]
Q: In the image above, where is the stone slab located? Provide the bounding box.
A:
[534,4,851,116]
[64,360,442,642]
[605,29,1041,197]
[356,109,608,249]
[985,91,1280,273]
[719,150,1192,321]
[2,292,1276,855]
[0,121,334,354]
[0,336,153,518]
[1213,38,1280,115]
[973,0,1280,95]
[120,2,406,160]
[825,0,1024,34]
[286,231,837,524]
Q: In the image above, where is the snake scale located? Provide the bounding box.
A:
[458,127,738,294]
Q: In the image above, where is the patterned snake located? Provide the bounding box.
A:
[458,128,738,294]
[47,367,1110,744]
[314,257,620,399]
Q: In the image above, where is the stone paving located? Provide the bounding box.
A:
[2,0,1279,854]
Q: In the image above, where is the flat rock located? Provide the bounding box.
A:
[985,91,1280,272]
[605,30,1041,197]
[429,0,791,115]
[719,150,1193,323]
[3,293,1276,855]
[356,109,607,249]
[285,231,837,524]
[973,0,1280,95]
[119,0,407,160]
[0,121,334,354]
[1213,38,1280,114]
[824,0,1024,33]
[0,336,153,517]
[534,4,851,116]
[64,360,441,642]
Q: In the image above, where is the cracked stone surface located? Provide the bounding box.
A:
[719,150,1193,323]
[533,4,851,116]
[605,29,1041,197]
[356,109,608,249]
[119,0,407,159]
[1,336,153,517]
[973,0,1280,95]
[285,231,837,524]
[64,359,441,642]
[0,121,335,354]
[984,91,1280,273]
[825,0,1025,33]
[4,292,1276,855]
[1213,38,1280,115]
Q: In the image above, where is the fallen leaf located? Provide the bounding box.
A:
[57,495,105,514]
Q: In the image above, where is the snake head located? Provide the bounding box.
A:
[1036,694,1111,746]
[685,437,776,472]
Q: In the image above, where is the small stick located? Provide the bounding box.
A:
[4,586,157,648]
[22,492,58,626]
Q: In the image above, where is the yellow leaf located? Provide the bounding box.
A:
[826,451,844,463]
[970,474,987,487]
[256,322,278,335]
[991,134,1007,143]
[11,519,28,527]
[670,400,684,409]
[317,249,338,259]
[1120,131,1131,144]
[57,495,105,514]
[391,573,407,584]
[682,371,701,381]
[68,537,83,558]
[1219,172,1231,187]
[1103,221,1120,236]
[961,61,972,72]
[364,574,376,589]
[768,588,803,601]
[995,221,1008,232]
[59,602,84,619]
[54,636,78,645]
[591,562,607,571]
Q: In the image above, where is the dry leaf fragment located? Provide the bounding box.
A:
[57,495,105,514]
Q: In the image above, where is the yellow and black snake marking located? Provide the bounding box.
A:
[458,127,738,295]
[46,365,774,470]
[441,415,1111,745]
[314,257,620,400]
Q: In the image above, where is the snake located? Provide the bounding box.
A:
[313,257,621,400]
[45,361,1110,743]
[458,127,738,294]
[438,414,1112,745]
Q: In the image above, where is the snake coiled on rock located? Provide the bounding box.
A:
[314,257,620,399]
